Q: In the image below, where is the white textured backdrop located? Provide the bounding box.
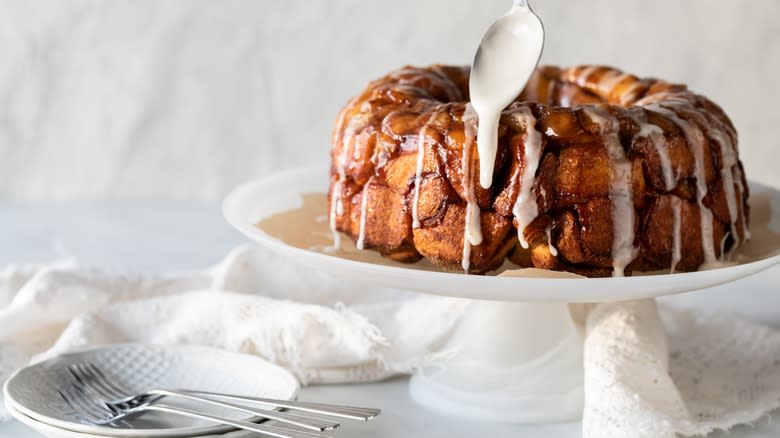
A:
[0,0,778,201]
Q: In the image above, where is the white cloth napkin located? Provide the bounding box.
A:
[0,245,778,437]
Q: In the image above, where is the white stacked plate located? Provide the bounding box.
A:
[3,344,299,438]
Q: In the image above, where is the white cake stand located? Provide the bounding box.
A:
[224,163,780,423]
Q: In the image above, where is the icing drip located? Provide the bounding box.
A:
[390,68,463,101]
[720,232,731,261]
[635,92,674,107]
[593,71,630,98]
[475,109,501,188]
[429,66,466,100]
[619,82,643,106]
[511,106,543,249]
[574,66,644,106]
[545,224,558,256]
[329,180,344,249]
[712,131,741,247]
[638,122,676,191]
[411,111,439,229]
[574,66,601,87]
[662,102,742,248]
[650,105,717,263]
[462,106,484,246]
[582,107,638,277]
[356,177,373,250]
[734,166,751,240]
[469,2,543,189]
[461,239,473,273]
[600,72,629,90]
[670,197,682,273]
[559,93,572,108]
[461,105,483,273]
[329,101,359,248]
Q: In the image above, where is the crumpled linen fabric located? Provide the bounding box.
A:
[0,245,778,437]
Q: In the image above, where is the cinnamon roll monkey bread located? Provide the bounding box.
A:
[327,65,749,277]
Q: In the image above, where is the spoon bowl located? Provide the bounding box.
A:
[469,0,545,188]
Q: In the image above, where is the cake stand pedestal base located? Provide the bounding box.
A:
[409,300,584,423]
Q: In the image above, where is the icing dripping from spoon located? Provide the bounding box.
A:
[469,0,545,189]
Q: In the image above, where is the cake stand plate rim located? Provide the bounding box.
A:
[223,163,780,303]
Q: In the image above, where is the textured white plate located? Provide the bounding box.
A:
[223,164,780,302]
[3,344,299,438]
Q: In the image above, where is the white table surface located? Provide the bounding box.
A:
[0,203,778,438]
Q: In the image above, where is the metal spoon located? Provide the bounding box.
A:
[469,0,545,188]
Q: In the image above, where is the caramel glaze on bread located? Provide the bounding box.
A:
[328,65,749,277]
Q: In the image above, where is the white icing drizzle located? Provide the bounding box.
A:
[464,195,483,246]
[559,93,572,108]
[662,101,742,248]
[474,106,502,189]
[649,105,717,263]
[391,68,463,101]
[734,166,751,240]
[329,180,344,249]
[711,129,741,247]
[670,196,682,273]
[578,67,639,105]
[469,2,543,189]
[461,104,483,272]
[356,176,373,250]
[619,81,643,106]
[601,71,628,88]
[582,106,638,277]
[429,66,466,100]
[634,92,674,107]
[637,122,676,191]
[462,105,483,246]
[329,101,360,249]
[720,231,731,261]
[461,239,473,273]
[596,71,630,97]
[545,224,559,256]
[511,106,543,249]
[574,66,601,87]
[411,110,439,229]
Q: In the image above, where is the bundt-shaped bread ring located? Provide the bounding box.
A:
[328,65,749,277]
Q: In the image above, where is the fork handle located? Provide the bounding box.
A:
[142,404,329,438]
[148,389,339,431]
[180,390,380,420]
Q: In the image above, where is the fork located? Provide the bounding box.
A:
[70,362,380,420]
[67,363,340,432]
[58,383,329,438]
